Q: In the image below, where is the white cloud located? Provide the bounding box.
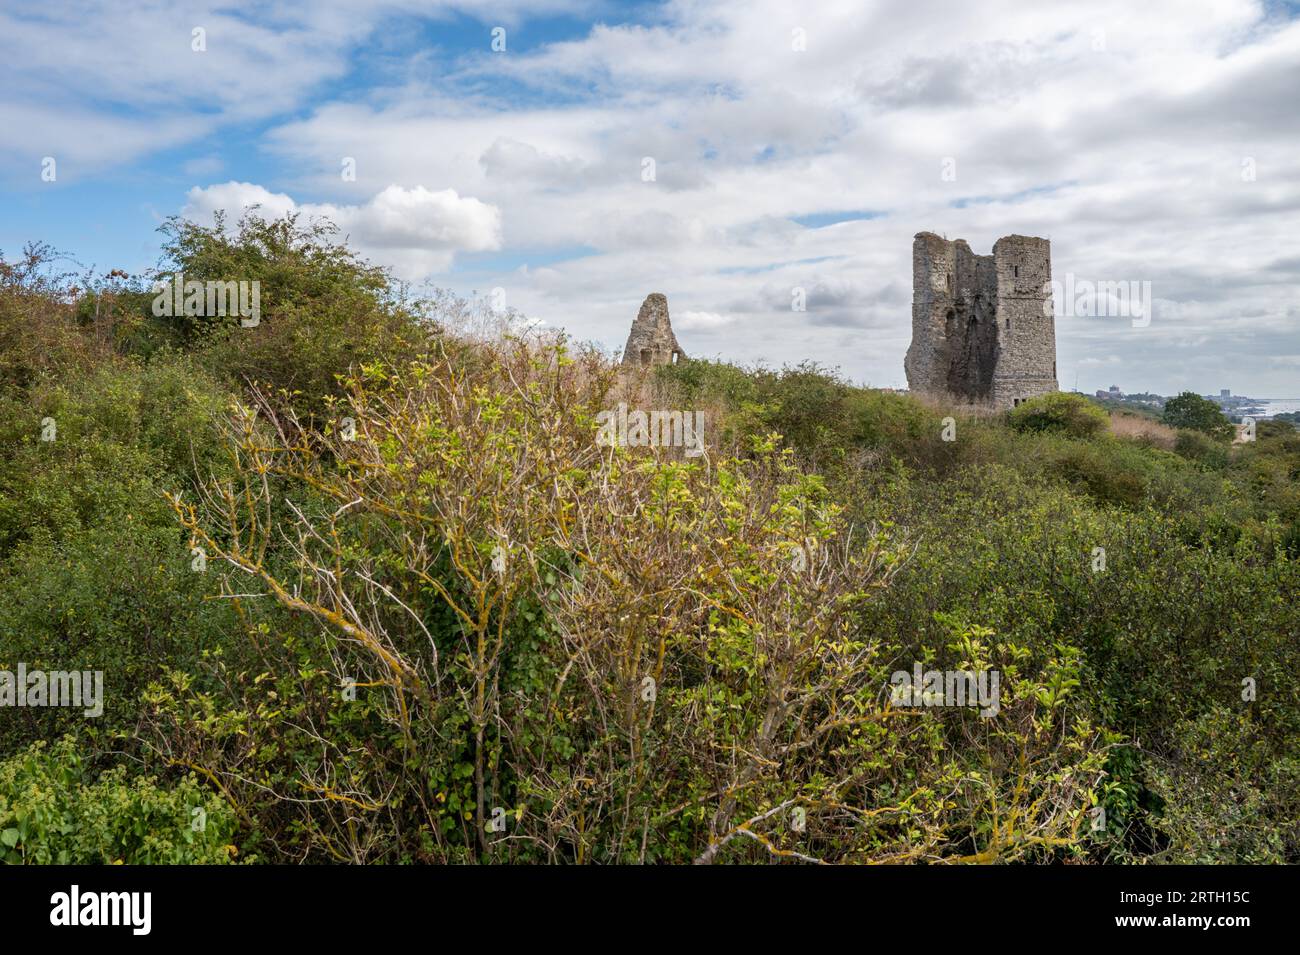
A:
[6,0,1299,393]
[0,1,601,176]
[228,0,1300,393]
[183,182,298,223]
[676,310,736,330]
[182,182,502,278]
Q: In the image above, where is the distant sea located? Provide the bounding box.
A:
[1257,399,1300,417]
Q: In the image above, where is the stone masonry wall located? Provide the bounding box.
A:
[904,232,1057,409]
[622,293,686,366]
[989,235,1057,407]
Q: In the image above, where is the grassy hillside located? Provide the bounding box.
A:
[2,215,1297,864]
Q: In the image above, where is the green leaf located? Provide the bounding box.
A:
[1,828,19,848]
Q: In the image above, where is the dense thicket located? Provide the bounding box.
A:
[1,216,1296,863]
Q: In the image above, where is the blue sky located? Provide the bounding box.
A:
[3,0,1299,394]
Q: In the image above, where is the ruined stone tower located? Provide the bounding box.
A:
[904,232,1057,409]
[622,293,686,367]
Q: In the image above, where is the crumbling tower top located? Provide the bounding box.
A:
[622,293,686,366]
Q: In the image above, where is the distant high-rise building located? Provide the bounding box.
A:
[1221,389,1231,398]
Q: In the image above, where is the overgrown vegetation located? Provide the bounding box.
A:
[1163,391,1234,440]
[2,215,1297,863]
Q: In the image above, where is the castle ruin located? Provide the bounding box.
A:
[904,232,1058,409]
[622,293,686,367]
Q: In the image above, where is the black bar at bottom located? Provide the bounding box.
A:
[0,864,1281,941]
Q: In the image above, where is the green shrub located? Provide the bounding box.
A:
[0,524,237,752]
[147,345,1112,864]
[852,465,1300,860]
[1049,443,1148,507]
[1174,428,1230,468]
[1162,391,1233,440]
[1007,391,1109,439]
[0,352,239,753]
[655,355,758,408]
[0,427,167,552]
[0,244,111,398]
[659,359,944,470]
[1148,708,1299,863]
[0,737,238,864]
[846,387,943,453]
[0,356,230,552]
[154,212,428,423]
